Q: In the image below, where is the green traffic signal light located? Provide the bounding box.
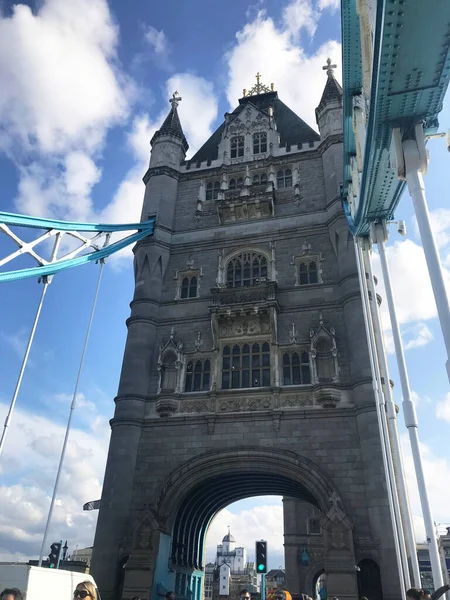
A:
[258,564,265,571]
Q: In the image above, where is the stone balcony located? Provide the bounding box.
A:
[210,280,278,312]
[216,182,275,224]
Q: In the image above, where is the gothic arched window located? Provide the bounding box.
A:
[230,136,244,158]
[185,359,211,392]
[237,177,243,187]
[282,351,311,385]
[252,173,267,185]
[161,351,178,392]
[315,339,336,381]
[277,169,293,189]
[299,261,318,285]
[222,342,270,389]
[181,276,198,299]
[226,251,268,288]
[253,132,267,154]
[206,181,220,200]
[229,178,236,189]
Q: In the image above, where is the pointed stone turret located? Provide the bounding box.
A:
[151,94,189,155]
[148,91,188,170]
[141,91,188,223]
[315,59,344,205]
[315,58,343,140]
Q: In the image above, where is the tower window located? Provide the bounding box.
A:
[231,136,244,158]
[307,517,321,535]
[277,169,292,189]
[299,261,318,285]
[226,252,268,288]
[283,351,311,385]
[180,276,198,299]
[185,359,210,392]
[206,181,220,200]
[222,342,271,389]
[253,173,268,185]
[253,132,267,154]
[229,178,236,189]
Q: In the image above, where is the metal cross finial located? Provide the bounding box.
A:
[322,58,337,77]
[169,91,182,109]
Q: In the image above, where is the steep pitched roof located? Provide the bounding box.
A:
[151,106,189,153]
[316,74,343,114]
[190,91,319,163]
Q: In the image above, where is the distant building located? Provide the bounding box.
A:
[417,527,450,593]
[206,531,258,600]
[217,530,247,573]
[72,546,93,566]
[265,569,286,592]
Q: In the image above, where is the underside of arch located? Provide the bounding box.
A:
[155,447,337,571]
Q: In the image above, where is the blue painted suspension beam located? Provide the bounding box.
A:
[0,211,155,283]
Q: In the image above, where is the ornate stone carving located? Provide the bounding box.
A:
[281,394,313,408]
[132,508,160,552]
[289,322,298,344]
[155,396,179,418]
[194,331,203,351]
[218,397,272,412]
[181,399,209,414]
[310,316,339,384]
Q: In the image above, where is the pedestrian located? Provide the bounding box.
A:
[406,589,423,600]
[1,590,23,600]
[165,592,176,600]
[240,590,251,600]
[73,580,97,600]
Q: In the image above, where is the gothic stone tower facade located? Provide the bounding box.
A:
[92,75,401,600]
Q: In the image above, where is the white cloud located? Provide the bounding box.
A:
[401,433,450,541]
[372,239,450,326]
[317,0,340,10]
[282,0,319,39]
[225,8,341,129]
[145,26,169,57]
[0,327,29,360]
[436,392,450,423]
[206,500,284,567]
[402,323,434,350]
[413,208,450,251]
[0,401,110,559]
[0,0,128,156]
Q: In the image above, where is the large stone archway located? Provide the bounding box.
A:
[121,447,358,600]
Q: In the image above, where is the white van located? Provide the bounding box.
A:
[0,565,101,599]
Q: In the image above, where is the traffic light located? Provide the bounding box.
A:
[48,542,61,568]
[255,540,267,574]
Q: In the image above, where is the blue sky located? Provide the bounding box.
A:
[0,0,449,571]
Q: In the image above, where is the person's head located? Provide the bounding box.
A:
[74,581,97,600]
[422,590,431,600]
[240,591,251,600]
[1,590,23,600]
[406,589,423,600]
[165,591,176,600]
[360,597,369,600]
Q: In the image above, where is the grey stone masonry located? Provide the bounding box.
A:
[91,84,401,600]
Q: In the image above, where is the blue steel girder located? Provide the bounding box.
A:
[342,0,450,236]
[342,0,363,200]
[0,211,155,282]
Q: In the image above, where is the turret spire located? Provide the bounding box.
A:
[150,91,188,153]
[322,58,337,78]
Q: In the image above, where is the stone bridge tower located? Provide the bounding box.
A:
[92,73,401,600]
